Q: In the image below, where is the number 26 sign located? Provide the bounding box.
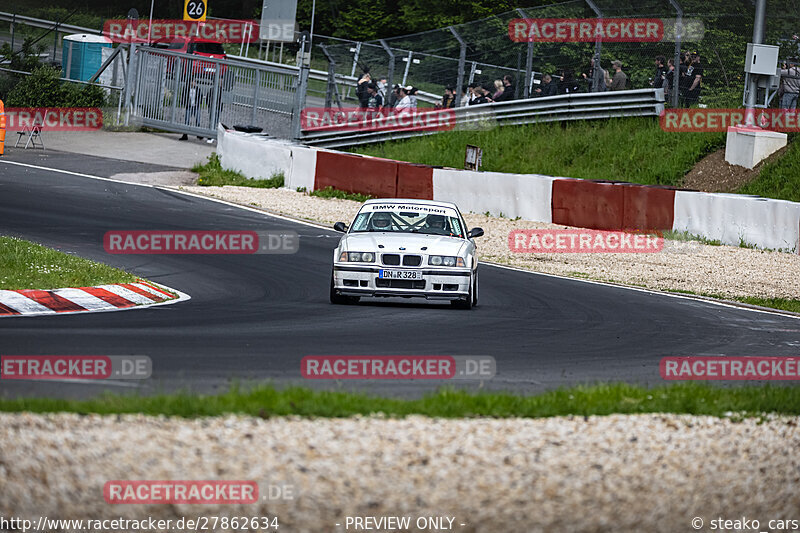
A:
[184,0,207,21]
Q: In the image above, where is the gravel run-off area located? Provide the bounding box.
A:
[2,413,799,533]
[179,185,800,302]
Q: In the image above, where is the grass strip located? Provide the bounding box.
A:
[192,153,284,188]
[308,186,373,202]
[738,134,800,202]
[0,236,137,290]
[353,117,725,187]
[1,383,798,419]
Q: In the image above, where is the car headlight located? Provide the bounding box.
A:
[339,251,375,262]
[428,255,465,267]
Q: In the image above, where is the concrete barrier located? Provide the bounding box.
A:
[315,151,398,197]
[432,169,555,223]
[215,128,799,253]
[217,127,294,181]
[673,191,800,252]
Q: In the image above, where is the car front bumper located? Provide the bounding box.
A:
[333,264,471,300]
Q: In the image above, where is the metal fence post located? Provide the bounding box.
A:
[668,0,683,108]
[401,50,413,86]
[449,27,466,107]
[169,57,183,124]
[252,68,261,125]
[379,39,395,93]
[516,9,533,99]
[52,23,59,61]
[585,0,603,59]
[122,43,137,126]
[292,33,310,139]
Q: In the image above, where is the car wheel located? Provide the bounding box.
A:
[451,273,474,310]
[472,270,479,307]
[330,274,359,305]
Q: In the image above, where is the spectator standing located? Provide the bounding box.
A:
[494,74,515,101]
[684,53,703,106]
[395,87,413,113]
[405,86,418,109]
[559,69,581,94]
[366,83,383,111]
[678,52,692,106]
[535,74,558,97]
[179,78,200,141]
[356,68,371,108]
[610,61,627,91]
[377,77,388,100]
[653,55,667,89]
[492,79,504,100]
[780,59,799,109]
[439,86,456,108]
[386,85,400,109]
[664,58,676,101]
[582,56,606,92]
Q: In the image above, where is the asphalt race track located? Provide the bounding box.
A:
[2,157,800,399]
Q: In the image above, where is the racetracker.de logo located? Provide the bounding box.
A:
[103,481,258,504]
[103,19,259,43]
[660,109,800,133]
[103,231,299,254]
[4,108,102,131]
[302,356,496,380]
[661,357,800,380]
[301,108,456,133]
[1,356,152,380]
[509,229,664,253]
[508,18,703,42]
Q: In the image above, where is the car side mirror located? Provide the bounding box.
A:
[468,227,484,239]
[333,222,348,233]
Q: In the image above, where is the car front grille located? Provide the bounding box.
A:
[402,255,422,266]
[382,254,400,265]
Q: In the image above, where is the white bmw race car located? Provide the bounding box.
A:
[330,199,484,308]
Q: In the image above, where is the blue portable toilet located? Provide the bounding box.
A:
[61,34,113,81]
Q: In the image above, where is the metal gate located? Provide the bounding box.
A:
[128,46,299,139]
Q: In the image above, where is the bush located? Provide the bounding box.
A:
[5,66,106,108]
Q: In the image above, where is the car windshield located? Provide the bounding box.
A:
[193,42,226,55]
[350,204,464,237]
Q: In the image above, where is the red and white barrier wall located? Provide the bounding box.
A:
[216,127,800,253]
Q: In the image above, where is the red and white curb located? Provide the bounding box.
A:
[0,280,189,317]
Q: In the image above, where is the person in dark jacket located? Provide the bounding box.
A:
[534,74,558,97]
[494,75,516,101]
[559,69,581,94]
[652,55,667,89]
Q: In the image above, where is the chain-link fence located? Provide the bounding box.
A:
[313,2,800,109]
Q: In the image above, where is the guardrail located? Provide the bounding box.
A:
[299,88,666,148]
[0,11,102,35]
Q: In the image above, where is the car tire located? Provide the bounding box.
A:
[472,270,479,307]
[451,273,474,310]
[330,275,359,305]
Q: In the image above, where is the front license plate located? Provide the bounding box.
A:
[379,269,423,280]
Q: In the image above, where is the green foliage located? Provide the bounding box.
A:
[738,135,800,202]
[354,118,726,187]
[5,66,106,108]
[0,235,136,290]
[192,153,285,188]
[309,186,372,202]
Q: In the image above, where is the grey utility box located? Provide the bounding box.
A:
[745,43,780,75]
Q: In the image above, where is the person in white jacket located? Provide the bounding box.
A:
[395,87,413,114]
